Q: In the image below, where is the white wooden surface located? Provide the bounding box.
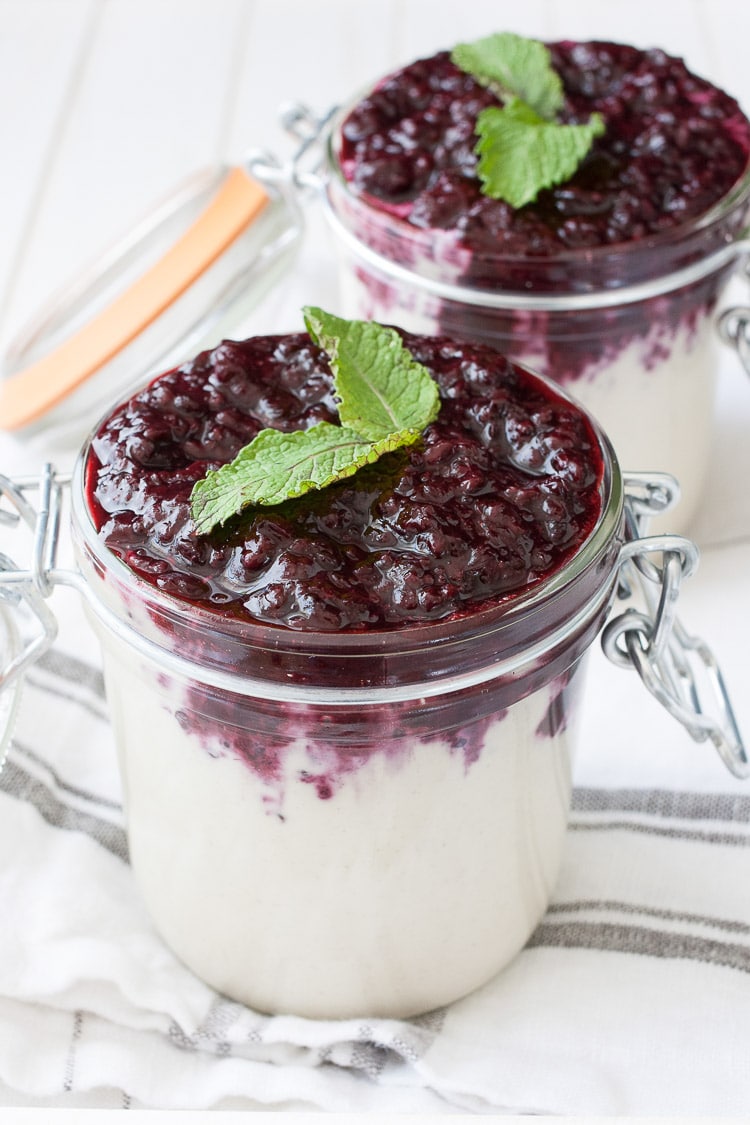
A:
[1,0,749,1115]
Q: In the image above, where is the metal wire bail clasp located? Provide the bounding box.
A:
[602,473,748,779]
[242,102,338,200]
[718,240,750,377]
[0,464,70,697]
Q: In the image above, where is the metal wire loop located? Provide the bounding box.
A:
[718,249,750,377]
[602,544,690,668]
[602,486,748,779]
[718,305,750,377]
[246,102,338,196]
[0,465,70,697]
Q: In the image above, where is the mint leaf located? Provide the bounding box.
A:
[451,32,563,121]
[475,99,605,208]
[451,32,606,206]
[303,306,440,440]
[191,423,420,535]
[189,309,442,534]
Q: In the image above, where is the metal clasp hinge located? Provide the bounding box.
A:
[0,465,70,697]
[718,243,750,377]
[602,472,748,779]
[241,103,338,199]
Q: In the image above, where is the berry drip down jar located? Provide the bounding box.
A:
[1,325,746,1021]
[321,40,750,532]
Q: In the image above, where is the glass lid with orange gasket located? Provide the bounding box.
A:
[0,154,308,443]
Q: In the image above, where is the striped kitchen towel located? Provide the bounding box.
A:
[1,639,749,1115]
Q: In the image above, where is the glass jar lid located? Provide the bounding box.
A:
[0,163,303,442]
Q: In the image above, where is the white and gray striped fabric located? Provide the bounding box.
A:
[1,631,749,1115]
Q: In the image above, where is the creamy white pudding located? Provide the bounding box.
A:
[102,639,578,1019]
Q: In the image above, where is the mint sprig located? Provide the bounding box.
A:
[451,32,563,121]
[475,98,605,209]
[190,423,417,525]
[451,32,605,208]
[190,309,441,535]
[304,306,440,441]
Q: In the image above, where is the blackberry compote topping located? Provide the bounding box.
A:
[338,40,750,253]
[86,329,604,632]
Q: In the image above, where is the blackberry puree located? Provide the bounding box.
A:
[87,329,604,630]
[339,42,750,256]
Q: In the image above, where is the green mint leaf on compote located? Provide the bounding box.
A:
[303,305,440,441]
[475,98,605,209]
[451,32,606,207]
[190,310,441,535]
[190,422,421,535]
[451,31,563,121]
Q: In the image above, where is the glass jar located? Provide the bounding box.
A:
[1,385,745,1020]
[68,414,621,1020]
[321,106,750,533]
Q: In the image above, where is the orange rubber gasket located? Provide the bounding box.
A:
[0,166,269,431]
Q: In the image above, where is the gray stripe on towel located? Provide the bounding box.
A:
[547,899,750,937]
[13,740,122,812]
[37,648,105,699]
[569,819,750,847]
[63,1011,84,1094]
[530,919,750,975]
[0,757,128,861]
[572,787,750,823]
[24,671,108,723]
